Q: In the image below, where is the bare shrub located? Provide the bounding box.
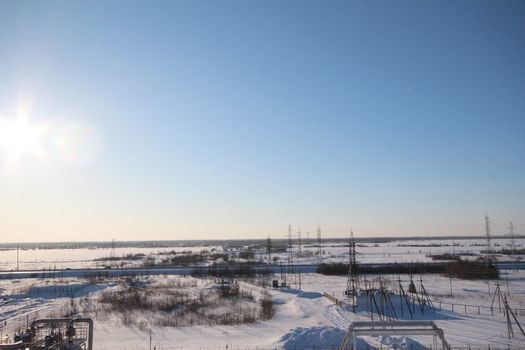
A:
[96,278,275,327]
[120,310,133,326]
[137,319,149,331]
[260,291,274,320]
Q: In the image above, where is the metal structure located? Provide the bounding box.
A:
[16,245,19,271]
[286,224,294,287]
[490,281,505,313]
[503,296,525,338]
[485,212,493,261]
[287,225,293,269]
[339,321,451,350]
[366,286,398,321]
[345,229,358,311]
[317,224,323,264]
[419,276,435,312]
[266,235,272,264]
[285,224,301,289]
[509,222,516,257]
[398,277,414,319]
[297,230,302,258]
[408,277,426,314]
[110,239,116,260]
[0,318,93,350]
[296,229,302,289]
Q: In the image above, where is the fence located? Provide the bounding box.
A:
[111,347,525,350]
[323,293,345,307]
[322,290,525,319]
[430,298,525,317]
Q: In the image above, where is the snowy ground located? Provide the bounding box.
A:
[1,270,524,349]
[1,237,523,271]
[1,237,524,349]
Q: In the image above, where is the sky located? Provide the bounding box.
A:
[0,0,524,243]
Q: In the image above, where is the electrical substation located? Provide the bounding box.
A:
[0,318,93,350]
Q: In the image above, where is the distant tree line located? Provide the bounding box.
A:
[191,265,273,278]
[446,258,499,279]
[317,258,499,280]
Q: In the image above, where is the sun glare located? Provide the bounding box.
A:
[0,117,45,164]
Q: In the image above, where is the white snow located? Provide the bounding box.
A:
[0,238,524,349]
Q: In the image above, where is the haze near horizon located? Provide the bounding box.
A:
[0,0,524,243]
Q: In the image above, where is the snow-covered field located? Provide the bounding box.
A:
[1,237,524,350]
[1,237,523,271]
[0,246,218,271]
[1,272,524,349]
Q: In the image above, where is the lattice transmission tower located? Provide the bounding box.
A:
[509,221,516,251]
[110,239,116,260]
[317,224,323,264]
[345,229,359,311]
[485,212,493,261]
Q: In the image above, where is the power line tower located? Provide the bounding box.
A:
[485,212,493,261]
[286,224,294,287]
[284,225,303,289]
[287,224,293,267]
[345,229,359,312]
[509,222,516,257]
[110,239,116,260]
[317,224,323,264]
[266,235,272,264]
[297,229,302,259]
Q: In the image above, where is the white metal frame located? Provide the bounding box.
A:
[339,321,451,350]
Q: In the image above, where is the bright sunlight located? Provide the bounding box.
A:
[0,117,45,164]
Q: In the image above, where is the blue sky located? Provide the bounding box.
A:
[0,0,524,242]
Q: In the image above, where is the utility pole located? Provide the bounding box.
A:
[317,224,323,264]
[16,245,19,271]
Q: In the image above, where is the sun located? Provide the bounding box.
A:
[0,117,46,164]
